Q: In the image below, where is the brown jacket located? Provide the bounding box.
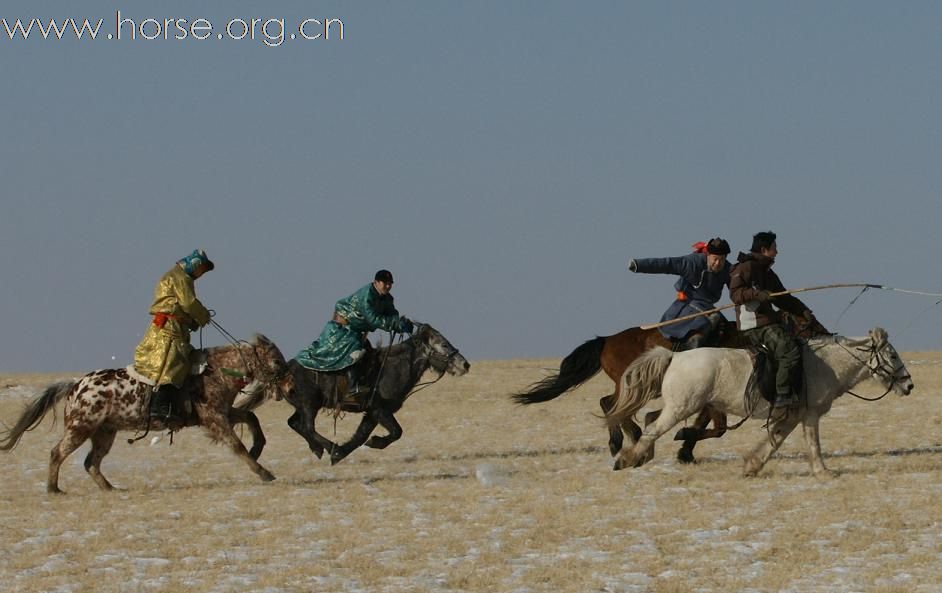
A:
[729,252,810,330]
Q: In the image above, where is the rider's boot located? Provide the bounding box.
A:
[150,384,183,425]
[345,366,361,395]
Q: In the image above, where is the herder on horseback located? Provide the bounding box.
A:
[295,269,415,395]
[133,249,214,424]
[628,237,732,350]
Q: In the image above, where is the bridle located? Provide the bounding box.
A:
[839,335,911,401]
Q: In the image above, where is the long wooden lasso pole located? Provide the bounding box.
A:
[639,283,882,331]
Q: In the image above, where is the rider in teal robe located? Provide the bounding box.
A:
[296,270,414,372]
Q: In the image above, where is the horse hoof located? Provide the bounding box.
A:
[330,452,346,466]
[260,470,276,482]
[311,447,324,459]
[677,448,696,464]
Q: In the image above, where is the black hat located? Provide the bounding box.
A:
[706,238,731,255]
[374,269,394,283]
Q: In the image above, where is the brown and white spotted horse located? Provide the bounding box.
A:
[0,334,294,494]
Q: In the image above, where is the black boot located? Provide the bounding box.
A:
[345,367,360,395]
[150,384,182,424]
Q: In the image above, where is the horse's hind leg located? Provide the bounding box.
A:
[229,408,266,461]
[601,393,642,458]
[48,425,94,494]
[743,412,801,477]
[674,407,727,464]
[614,404,692,471]
[84,426,118,491]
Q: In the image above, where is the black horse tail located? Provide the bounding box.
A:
[0,381,75,451]
[512,337,605,404]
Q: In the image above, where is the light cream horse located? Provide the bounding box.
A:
[607,328,914,476]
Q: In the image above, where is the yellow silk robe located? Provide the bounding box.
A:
[133,264,211,386]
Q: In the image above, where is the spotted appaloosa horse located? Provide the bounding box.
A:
[0,334,294,493]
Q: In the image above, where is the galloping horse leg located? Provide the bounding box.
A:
[48,425,94,494]
[365,408,402,450]
[228,408,266,461]
[601,393,643,458]
[329,412,379,466]
[743,411,802,477]
[286,407,331,459]
[800,410,836,477]
[201,413,275,482]
[84,426,118,491]
[674,407,728,464]
[614,401,698,471]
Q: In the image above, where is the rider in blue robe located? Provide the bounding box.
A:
[628,238,732,348]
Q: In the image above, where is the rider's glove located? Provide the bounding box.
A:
[399,317,415,334]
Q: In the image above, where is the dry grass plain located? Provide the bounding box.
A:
[1,354,941,593]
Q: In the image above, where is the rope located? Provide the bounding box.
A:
[640,282,942,331]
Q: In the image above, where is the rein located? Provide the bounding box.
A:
[836,337,908,402]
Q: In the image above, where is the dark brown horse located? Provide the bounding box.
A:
[0,335,294,493]
[512,313,827,463]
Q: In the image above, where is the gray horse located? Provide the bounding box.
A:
[238,322,470,464]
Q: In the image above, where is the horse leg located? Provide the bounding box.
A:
[84,426,118,491]
[600,394,623,456]
[614,404,692,471]
[743,412,802,477]
[202,414,276,482]
[602,393,643,458]
[286,407,331,459]
[229,408,266,461]
[329,413,378,466]
[674,407,727,464]
[48,425,94,494]
[365,409,402,450]
[800,410,835,477]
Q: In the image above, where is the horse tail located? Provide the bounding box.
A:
[511,336,605,404]
[0,381,75,451]
[606,347,673,430]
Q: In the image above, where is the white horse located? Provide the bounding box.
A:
[607,327,914,477]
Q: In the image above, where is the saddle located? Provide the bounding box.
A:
[745,346,779,406]
[316,354,381,411]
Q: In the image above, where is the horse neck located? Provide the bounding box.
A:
[380,339,432,396]
[815,337,873,391]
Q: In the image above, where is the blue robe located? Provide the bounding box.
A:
[295,283,403,371]
[633,253,731,340]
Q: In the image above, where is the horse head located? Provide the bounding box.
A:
[410,322,470,377]
[865,327,914,396]
[241,334,296,401]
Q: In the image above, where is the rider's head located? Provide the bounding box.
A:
[373,269,394,295]
[178,249,215,279]
[705,237,730,272]
[750,231,778,263]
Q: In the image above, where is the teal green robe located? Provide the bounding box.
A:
[296,283,403,371]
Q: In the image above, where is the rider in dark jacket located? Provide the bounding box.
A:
[729,231,816,408]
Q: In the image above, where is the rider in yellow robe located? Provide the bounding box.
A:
[133,249,214,421]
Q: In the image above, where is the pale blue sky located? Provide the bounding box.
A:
[2,1,941,371]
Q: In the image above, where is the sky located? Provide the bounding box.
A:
[2,1,942,372]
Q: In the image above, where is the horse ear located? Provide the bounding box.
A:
[869,327,888,348]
